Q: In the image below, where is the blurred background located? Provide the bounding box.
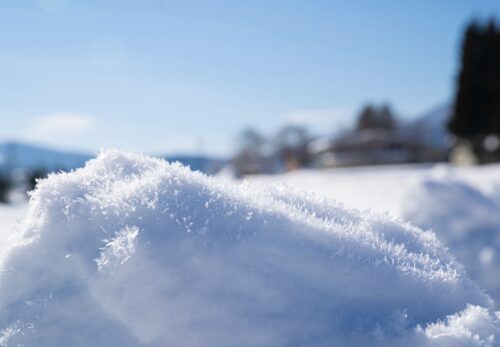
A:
[3,0,500,307]
[0,0,499,191]
[0,0,500,188]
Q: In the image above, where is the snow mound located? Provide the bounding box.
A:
[0,150,497,346]
[403,178,500,306]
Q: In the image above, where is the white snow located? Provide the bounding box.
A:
[250,164,500,309]
[402,176,500,306]
[0,151,498,346]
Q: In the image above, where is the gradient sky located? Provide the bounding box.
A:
[1,0,500,156]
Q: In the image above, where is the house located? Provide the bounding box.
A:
[309,105,451,168]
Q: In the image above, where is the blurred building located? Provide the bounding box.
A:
[309,105,451,168]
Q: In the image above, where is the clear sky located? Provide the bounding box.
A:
[1,0,500,156]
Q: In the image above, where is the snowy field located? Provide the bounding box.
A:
[248,163,500,216]
[0,204,27,252]
[0,152,499,346]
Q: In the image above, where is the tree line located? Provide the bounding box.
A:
[232,104,398,177]
[0,169,47,204]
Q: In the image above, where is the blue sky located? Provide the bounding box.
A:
[1,0,499,156]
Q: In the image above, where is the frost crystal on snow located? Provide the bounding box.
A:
[96,225,139,270]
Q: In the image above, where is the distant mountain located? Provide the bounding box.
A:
[0,142,226,175]
[160,154,227,175]
[0,142,93,174]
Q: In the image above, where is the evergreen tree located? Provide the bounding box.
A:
[356,104,395,131]
[357,105,378,130]
[449,20,500,161]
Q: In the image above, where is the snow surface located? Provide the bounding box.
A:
[250,164,500,310]
[0,151,498,346]
[402,175,500,307]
